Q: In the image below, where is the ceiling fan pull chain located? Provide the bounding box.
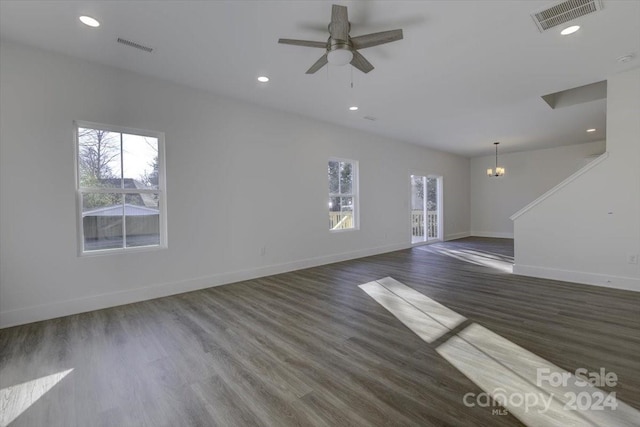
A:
[351,66,354,88]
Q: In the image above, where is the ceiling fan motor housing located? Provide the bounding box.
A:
[327,37,353,65]
[328,38,351,50]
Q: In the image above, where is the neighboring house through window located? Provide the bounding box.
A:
[75,121,167,254]
[328,158,358,231]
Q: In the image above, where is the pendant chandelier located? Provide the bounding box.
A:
[487,142,505,177]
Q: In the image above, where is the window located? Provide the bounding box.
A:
[75,121,167,254]
[328,158,358,231]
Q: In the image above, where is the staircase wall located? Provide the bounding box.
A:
[511,68,640,291]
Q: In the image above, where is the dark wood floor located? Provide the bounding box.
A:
[1,238,639,426]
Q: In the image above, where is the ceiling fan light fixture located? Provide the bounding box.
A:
[327,49,353,66]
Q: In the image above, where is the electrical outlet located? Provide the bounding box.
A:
[260,246,266,256]
[628,254,639,264]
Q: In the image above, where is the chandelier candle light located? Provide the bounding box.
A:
[487,142,505,177]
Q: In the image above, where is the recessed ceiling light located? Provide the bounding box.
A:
[349,106,358,111]
[79,16,100,28]
[587,128,596,132]
[257,76,269,83]
[560,25,580,35]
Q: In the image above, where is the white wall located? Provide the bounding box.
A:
[471,141,605,238]
[0,41,470,327]
[512,67,640,291]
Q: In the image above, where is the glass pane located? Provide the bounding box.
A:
[411,176,424,210]
[123,134,159,190]
[328,161,339,194]
[427,177,438,212]
[411,176,425,241]
[329,196,354,230]
[82,193,123,251]
[329,196,340,229]
[125,193,160,248]
[339,162,352,194]
[78,128,121,188]
[427,177,438,239]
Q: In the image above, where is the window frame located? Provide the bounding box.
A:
[409,173,443,245]
[74,120,168,256]
[328,157,359,232]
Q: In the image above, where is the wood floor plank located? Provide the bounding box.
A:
[359,281,452,343]
[1,237,638,426]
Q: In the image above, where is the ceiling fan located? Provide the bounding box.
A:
[278,4,403,74]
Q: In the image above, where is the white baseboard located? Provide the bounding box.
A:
[471,231,514,239]
[445,231,471,241]
[513,264,640,292]
[0,242,411,329]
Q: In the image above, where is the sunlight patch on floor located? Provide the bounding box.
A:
[360,277,639,427]
[0,368,73,427]
[437,324,639,426]
[359,277,465,343]
[421,246,514,273]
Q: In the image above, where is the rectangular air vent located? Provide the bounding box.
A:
[531,0,603,32]
[117,37,153,53]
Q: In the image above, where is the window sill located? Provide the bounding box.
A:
[330,227,359,233]
[79,244,168,257]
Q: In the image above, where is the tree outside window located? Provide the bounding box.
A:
[76,122,165,253]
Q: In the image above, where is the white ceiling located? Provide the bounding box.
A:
[1,0,638,157]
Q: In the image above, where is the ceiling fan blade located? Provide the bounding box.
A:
[278,39,327,48]
[330,4,350,41]
[306,54,328,74]
[350,50,374,74]
[351,29,403,50]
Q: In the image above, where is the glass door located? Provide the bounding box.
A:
[411,175,442,244]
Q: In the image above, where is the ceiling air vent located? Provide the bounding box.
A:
[531,0,603,32]
[117,37,153,53]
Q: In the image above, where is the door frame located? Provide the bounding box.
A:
[409,173,443,246]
